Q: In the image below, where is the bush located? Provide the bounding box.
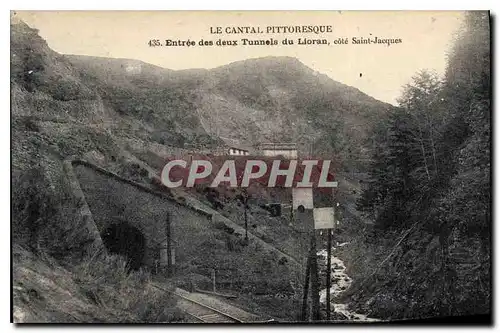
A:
[73,251,185,322]
[48,76,95,101]
[21,116,40,132]
[213,221,234,234]
[278,257,288,265]
[175,196,186,204]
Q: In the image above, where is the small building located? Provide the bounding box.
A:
[259,143,298,159]
[228,147,250,156]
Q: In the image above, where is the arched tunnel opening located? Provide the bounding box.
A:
[101,222,146,271]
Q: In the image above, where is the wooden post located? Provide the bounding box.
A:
[327,187,338,319]
[212,269,216,292]
[301,254,312,321]
[166,212,172,277]
[244,191,249,244]
[244,201,248,242]
[310,231,321,321]
[326,229,332,321]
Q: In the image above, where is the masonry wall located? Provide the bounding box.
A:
[72,162,212,269]
[262,149,298,159]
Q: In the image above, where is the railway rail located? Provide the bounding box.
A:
[174,293,244,323]
[152,283,269,323]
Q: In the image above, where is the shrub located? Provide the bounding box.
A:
[73,251,184,323]
[278,257,288,265]
[21,116,40,132]
[175,196,186,204]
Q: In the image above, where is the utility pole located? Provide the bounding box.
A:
[166,212,173,277]
[301,254,312,321]
[300,226,321,322]
[298,142,320,322]
[244,204,248,243]
[243,190,249,244]
[212,269,216,292]
[326,228,332,320]
[310,230,321,321]
[326,187,337,320]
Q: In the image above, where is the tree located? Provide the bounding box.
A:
[357,11,491,318]
[358,70,445,230]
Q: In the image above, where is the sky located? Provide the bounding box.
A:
[13,11,465,105]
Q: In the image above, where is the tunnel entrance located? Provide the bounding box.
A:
[101,222,146,271]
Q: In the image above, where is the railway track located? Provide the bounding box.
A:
[151,284,246,323]
[174,294,243,323]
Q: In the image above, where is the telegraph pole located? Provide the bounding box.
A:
[326,228,332,320]
[326,187,337,320]
[243,190,249,244]
[300,224,321,321]
[310,230,321,321]
[244,202,248,243]
[166,212,173,277]
[301,254,311,321]
[298,140,321,322]
[212,269,216,292]
[309,139,321,321]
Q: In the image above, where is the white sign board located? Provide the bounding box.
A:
[292,188,314,210]
[313,207,335,229]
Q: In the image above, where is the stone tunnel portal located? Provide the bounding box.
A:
[101,221,146,271]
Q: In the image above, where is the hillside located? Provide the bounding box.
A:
[200,56,391,152]
[11,18,397,323]
[11,19,395,176]
[65,54,395,168]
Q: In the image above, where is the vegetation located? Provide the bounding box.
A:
[11,12,490,323]
[352,12,490,319]
[13,245,185,323]
[12,166,87,258]
[210,57,394,170]
[11,167,184,323]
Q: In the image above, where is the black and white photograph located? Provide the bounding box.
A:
[9,10,491,324]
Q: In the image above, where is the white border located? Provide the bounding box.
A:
[2,1,498,332]
[4,1,499,10]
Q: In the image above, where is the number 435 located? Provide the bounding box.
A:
[148,39,161,47]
